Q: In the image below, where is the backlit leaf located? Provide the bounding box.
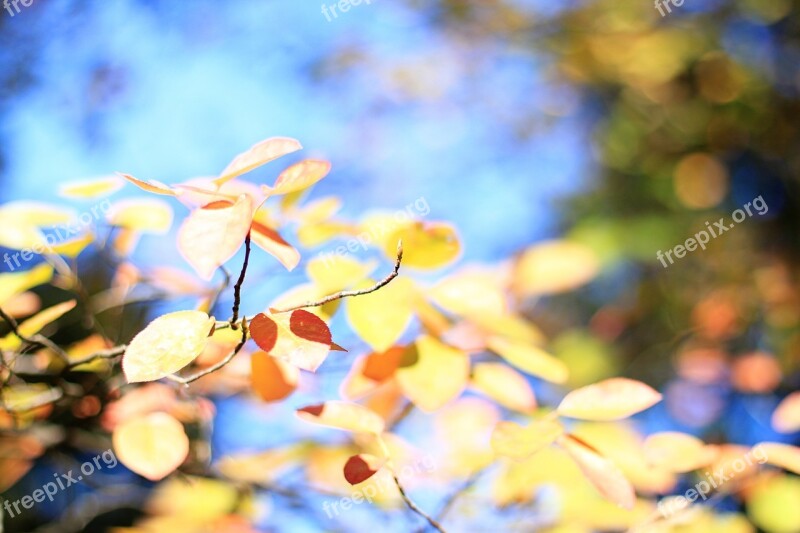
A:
[471,362,537,413]
[345,277,416,352]
[306,255,376,294]
[0,300,77,350]
[772,391,800,434]
[491,420,564,461]
[264,159,331,196]
[643,432,717,473]
[250,310,332,372]
[296,401,385,434]
[343,454,386,485]
[215,137,302,185]
[106,198,174,233]
[396,335,469,412]
[559,434,636,510]
[558,378,662,421]
[755,442,800,475]
[122,310,215,383]
[113,412,189,481]
[250,220,300,271]
[177,195,253,280]
[119,173,179,196]
[59,176,124,199]
[513,240,600,296]
[487,336,568,384]
[250,351,299,402]
[0,264,53,306]
[384,221,461,269]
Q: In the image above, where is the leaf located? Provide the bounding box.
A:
[50,233,94,258]
[250,220,300,271]
[471,362,537,413]
[0,300,77,350]
[559,434,636,510]
[772,392,800,433]
[343,454,386,485]
[557,378,662,421]
[487,336,568,384]
[429,269,508,317]
[396,335,469,412]
[250,310,332,372]
[177,195,254,280]
[250,351,299,402]
[106,198,174,233]
[345,277,416,352]
[491,420,563,461]
[383,221,461,269]
[513,240,600,296]
[296,401,385,434]
[306,255,376,294]
[0,264,53,306]
[263,159,331,196]
[755,442,800,475]
[59,176,124,199]
[119,173,179,196]
[215,137,302,185]
[113,412,189,481]
[643,432,717,473]
[122,311,215,383]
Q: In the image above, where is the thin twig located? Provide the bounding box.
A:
[393,473,447,533]
[65,344,127,369]
[428,466,489,531]
[230,231,252,329]
[167,317,248,386]
[0,307,70,362]
[270,241,403,314]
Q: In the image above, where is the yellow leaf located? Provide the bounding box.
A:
[119,172,179,196]
[345,277,416,352]
[558,378,662,421]
[306,255,376,294]
[264,159,331,196]
[250,220,300,271]
[216,446,306,485]
[0,201,76,227]
[643,432,717,473]
[0,264,53,306]
[748,475,800,533]
[49,232,94,258]
[59,175,124,199]
[106,198,174,233]
[755,442,800,475]
[471,362,537,413]
[0,300,77,350]
[559,434,636,510]
[122,311,215,383]
[487,336,568,384]
[396,335,469,412]
[514,240,600,296]
[177,195,253,280]
[113,412,189,481]
[296,401,385,434]
[491,419,564,461]
[429,269,508,317]
[383,221,461,269]
[772,391,800,433]
[215,137,302,185]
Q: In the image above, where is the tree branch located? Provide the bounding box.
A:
[230,231,252,329]
[64,344,127,369]
[0,306,70,362]
[269,241,403,314]
[393,473,447,533]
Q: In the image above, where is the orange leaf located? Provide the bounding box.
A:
[177,194,254,280]
[250,351,299,402]
[250,220,300,271]
[215,137,302,185]
[559,434,636,509]
[296,401,385,434]
[557,378,662,421]
[772,392,800,434]
[343,454,386,485]
[113,412,189,481]
[250,310,332,372]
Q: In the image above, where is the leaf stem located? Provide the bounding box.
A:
[230,231,252,329]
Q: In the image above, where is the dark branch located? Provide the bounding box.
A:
[230,231,252,329]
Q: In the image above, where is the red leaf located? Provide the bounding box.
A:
[343,454,385,485]
[289,310,332,345]
[250,313,278,353]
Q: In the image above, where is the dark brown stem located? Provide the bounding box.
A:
[393,473,447,533]
[270,241,403,314]
[0,306,69,362]
[64,345,127,369]
[230,231,252,329]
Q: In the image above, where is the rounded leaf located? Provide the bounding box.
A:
[113,412,189,481]
[557,378,662,421]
